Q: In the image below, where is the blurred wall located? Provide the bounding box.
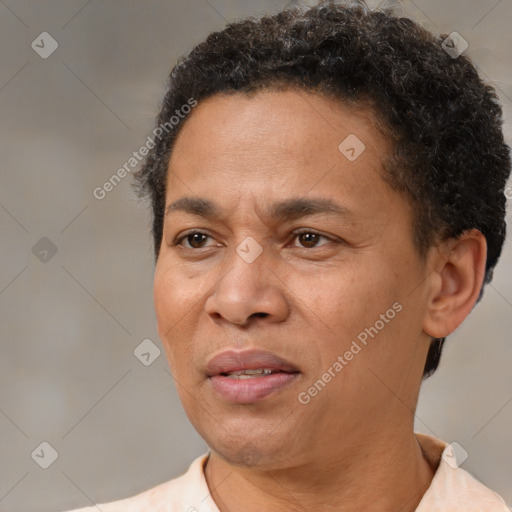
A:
[0,1,510,510]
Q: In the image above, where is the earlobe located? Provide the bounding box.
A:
[422,229,487,339]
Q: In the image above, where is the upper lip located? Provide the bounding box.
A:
[206,349,300,377]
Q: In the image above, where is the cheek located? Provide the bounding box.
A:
[292,260,407,374]
[293,262,393,328]
[153,267,178,335]
[153,265,192,363]
[153,261,205,328]
[153,262,212,372]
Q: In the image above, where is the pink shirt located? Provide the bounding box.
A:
[65,433,509,511]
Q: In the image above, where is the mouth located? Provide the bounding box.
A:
[220,368,285,379]
[206,349,300,403]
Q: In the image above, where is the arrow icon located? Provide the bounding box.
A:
[338,134,366,161]
[32,237,58,262]
[442,32,468,59]
[31,441,58,468]
[134,339,161,366]
[236,237,263,263]
[441,442,468,469]
[31,32,59,59]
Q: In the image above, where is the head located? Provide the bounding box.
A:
[134,2,510,468]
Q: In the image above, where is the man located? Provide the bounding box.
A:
[66,1,511,510]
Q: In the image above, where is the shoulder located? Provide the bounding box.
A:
[415,433,510,512]
[62,454,217,512]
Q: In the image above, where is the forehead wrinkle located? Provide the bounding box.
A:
[165,195,352,225]
[268,197,351,222]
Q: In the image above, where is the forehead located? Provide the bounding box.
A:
[170,89,388,161]
[165,89,394,215]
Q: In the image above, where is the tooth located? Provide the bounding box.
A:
[224,368,276,378]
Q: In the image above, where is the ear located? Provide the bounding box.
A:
[422,229,487,339]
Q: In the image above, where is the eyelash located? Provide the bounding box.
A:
[173,229,334,250]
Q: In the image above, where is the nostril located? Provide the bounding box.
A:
[252,312,269,319]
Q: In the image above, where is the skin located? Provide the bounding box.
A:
[153,89,487,511]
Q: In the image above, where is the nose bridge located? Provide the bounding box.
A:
[224,236,272,301]
[205,238,289,325]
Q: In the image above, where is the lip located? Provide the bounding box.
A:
[206,349,299,376]
[206,349,300,403]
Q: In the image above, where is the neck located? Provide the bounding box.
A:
[204,430,436,512]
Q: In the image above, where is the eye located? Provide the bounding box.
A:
[291,230,331,248]
[175,231,215,249]
[173,229,334,250]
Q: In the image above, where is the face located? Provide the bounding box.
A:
[153,89,434,470]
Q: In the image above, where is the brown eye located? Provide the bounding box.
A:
[188,233,208,248]
[298,232,321,248]
[177,232,211,249]
[293,231,330,248]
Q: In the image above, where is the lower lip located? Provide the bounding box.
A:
[209,373,299,403]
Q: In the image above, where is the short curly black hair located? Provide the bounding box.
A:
[134,1,511,378]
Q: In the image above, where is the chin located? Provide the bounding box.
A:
[217,441,268,467]
[181,392,308,468]
[203,426,300,470]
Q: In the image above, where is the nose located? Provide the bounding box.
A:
[204,244,290,327]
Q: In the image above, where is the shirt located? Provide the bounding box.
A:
[65,433,510,511]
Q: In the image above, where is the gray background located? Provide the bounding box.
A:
[0,1,511,511]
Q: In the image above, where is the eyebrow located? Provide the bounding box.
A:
[165,196,352,222]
